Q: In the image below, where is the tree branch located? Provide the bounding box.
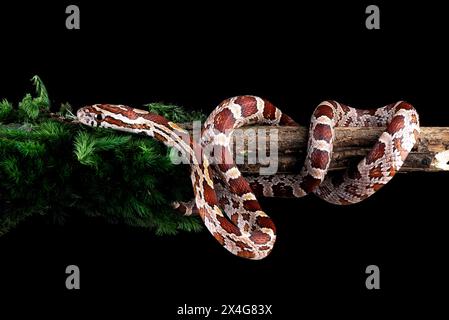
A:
[203,126,449,174]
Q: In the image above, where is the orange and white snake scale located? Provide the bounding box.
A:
[77,96,420,260]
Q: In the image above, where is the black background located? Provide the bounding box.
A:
[0,1,447,317]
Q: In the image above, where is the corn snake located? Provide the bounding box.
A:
[77,96,419,259]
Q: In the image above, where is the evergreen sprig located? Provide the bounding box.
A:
[146,102,206,122]
[0,76,204,236]
[0,99,13,122]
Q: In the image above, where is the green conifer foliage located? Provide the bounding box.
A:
[0,76,202,235]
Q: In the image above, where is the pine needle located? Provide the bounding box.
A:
[1,75,203,236]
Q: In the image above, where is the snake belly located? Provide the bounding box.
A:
[77,97,419,259]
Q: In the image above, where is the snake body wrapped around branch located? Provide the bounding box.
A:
[77,97,420,260]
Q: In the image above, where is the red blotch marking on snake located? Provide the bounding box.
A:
[214,108,236,132]
[216,215,241,236]
[235,96,259,117]
[388,115,405,135]
[142,113,171,127]
[228,176,251,196]
[313,123,333,142]
[397,102,414,110]
[314,104,334,118]
[311,149,330,170]
[99,104,139,120]
[249,231,271,245]
[219,197,230,208]
[262,101,277,120]
[366,142,386,164]
[249,181,265,197]
[235,240,251,250]
[217,163,233,174]
[238,250,256,259]
[241,213,250,221]
[243,200,261,211]
[234,96,256,107]
[231,213,239,225]
[279,113,298,126]
[202,180,218,205]
[369,165,384,178]
[256,216,276,232]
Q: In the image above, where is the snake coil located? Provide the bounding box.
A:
[77,96,419,259]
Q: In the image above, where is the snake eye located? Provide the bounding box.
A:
[96,114,103,121]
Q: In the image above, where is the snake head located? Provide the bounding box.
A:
[77,105,105,128]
